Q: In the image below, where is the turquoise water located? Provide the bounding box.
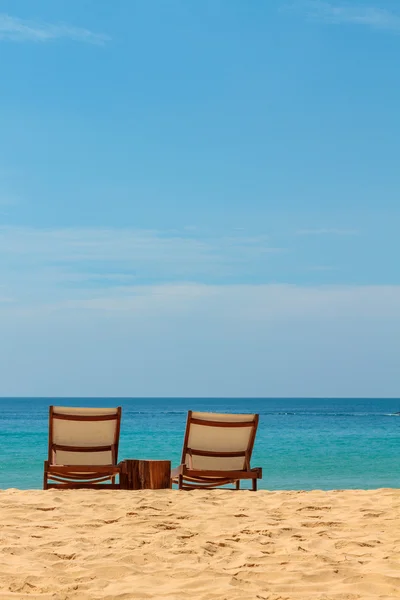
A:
[0,398,399,490]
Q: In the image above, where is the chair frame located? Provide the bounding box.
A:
[171,411,262,491]
[43,406,122,490]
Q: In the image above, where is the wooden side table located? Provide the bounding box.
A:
[119,459,171,490]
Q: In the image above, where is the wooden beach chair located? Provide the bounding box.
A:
[171,411,262,490]
[43,406,122,489]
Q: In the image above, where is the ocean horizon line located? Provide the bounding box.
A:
[0,395,399,400]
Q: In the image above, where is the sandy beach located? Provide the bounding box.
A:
[0,488,399,600]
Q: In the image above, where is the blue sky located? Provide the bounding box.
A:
[0,1,399,397]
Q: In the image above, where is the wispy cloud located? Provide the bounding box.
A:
[0,226,281,263]
[296,228,359,236]
[0,226,284,305]
[2,283,400,322]
[0,14,110,44]
[302,1,400,33]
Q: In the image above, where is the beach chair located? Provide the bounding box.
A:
[171,411,262,490]
[43,406,122,489]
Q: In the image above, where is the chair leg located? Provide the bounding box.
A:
[235,480,240,490]
[43,461,48,490]
[178,475,183,490]
[252,478,257,492]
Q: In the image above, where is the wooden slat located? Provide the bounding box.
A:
[52,413,118,422]
[48,475,114,484]
[183,478,235,486]
[247,414,259,464]
[179,475,236,483]
[180,410,192,465]
[181,468,260,479]
[171,476,234,486]
[181,480,235,489]
[47,465,119,474]
[53,444,112,453]
[188,448,246,458]
[48,408,54,467]
[48,471,115,480]
[190,418,255,428]
[46,483,119,489]
[114,407,122,463]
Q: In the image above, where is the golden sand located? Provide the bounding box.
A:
[0,488,399,599]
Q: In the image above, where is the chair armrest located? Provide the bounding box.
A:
[251,467,262,478]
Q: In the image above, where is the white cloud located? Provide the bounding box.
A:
[2,282,400,322]
[303,1,400,33]
[297,228,359,236]
[0,14,109,44]
[65,283,400,319]
[0,226,284,304]
[0,226,280,261]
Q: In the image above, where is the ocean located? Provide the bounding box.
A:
[0,397,398,490]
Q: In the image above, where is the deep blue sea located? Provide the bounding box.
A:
[0,398,399,490]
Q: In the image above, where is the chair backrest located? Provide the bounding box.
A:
[48,406,122,466]
[181,411,259,471]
